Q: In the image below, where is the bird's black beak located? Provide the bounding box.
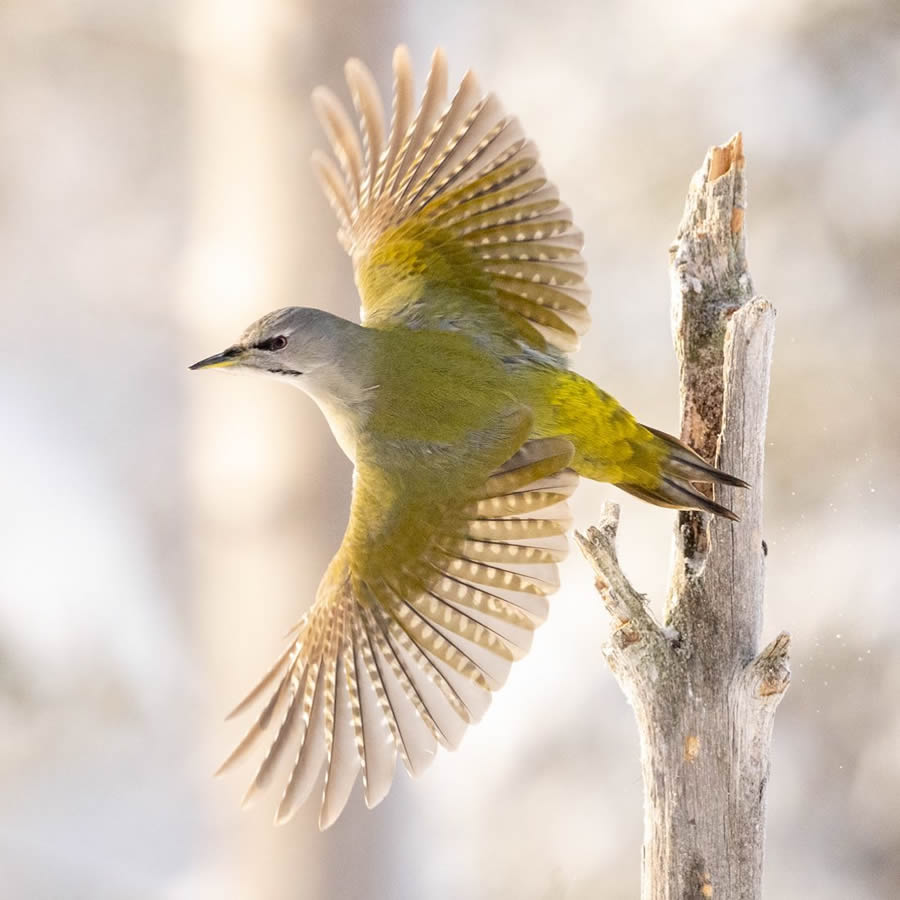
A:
[189,345,246,371]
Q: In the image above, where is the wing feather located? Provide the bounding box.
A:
[363,601,440,775]
[386,48,448,204]
[397,71,483,212]
[373,46,415,203]
[343,59,385,212]
[311,88,363,205]
[383,610,470,752]
[377,593,474,729]
[311,151,354,251]
[274,661,328,824]
[319,616,360,828]
[239,663,308,805]
[347,629,396,809]
[352,610,408,788]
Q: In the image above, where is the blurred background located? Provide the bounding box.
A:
[2,0,898,897]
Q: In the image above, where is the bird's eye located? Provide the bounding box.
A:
[259,336,287,351]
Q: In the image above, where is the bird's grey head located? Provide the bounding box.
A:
[190,306,363,382]
[189,305,377,445]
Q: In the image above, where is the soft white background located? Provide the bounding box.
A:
[2,0,898,897]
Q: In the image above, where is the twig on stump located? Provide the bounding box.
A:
[577,134,789,900]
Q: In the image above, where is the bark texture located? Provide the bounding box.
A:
[577,134,788,900]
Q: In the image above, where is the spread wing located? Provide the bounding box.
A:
[312,46,591,355]
[217,414,577,829]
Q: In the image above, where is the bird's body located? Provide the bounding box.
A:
[276,312,736,513]
[190,47,748,828]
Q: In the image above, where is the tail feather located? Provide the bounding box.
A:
[616,425,748,521]
[643,426,750,489]
[616,478,740,522]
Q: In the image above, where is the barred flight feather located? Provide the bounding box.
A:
[311,46,591,355]
[217,438,577,828]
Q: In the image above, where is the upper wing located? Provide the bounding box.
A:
[312,46,591,355]
[217,415,577,829]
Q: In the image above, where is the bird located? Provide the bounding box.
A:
[189,46,748,829]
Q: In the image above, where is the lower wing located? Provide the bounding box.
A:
[217,428,577,828]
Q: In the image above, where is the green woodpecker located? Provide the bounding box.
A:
[190,46,747,829]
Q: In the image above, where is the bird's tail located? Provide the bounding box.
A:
[614,425,749,521]
[541,370,747,519]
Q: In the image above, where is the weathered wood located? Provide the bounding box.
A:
[577,134,789,899]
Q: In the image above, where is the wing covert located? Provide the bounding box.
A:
[312,46,591,355]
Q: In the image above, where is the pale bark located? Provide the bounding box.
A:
[577,134,788,899]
